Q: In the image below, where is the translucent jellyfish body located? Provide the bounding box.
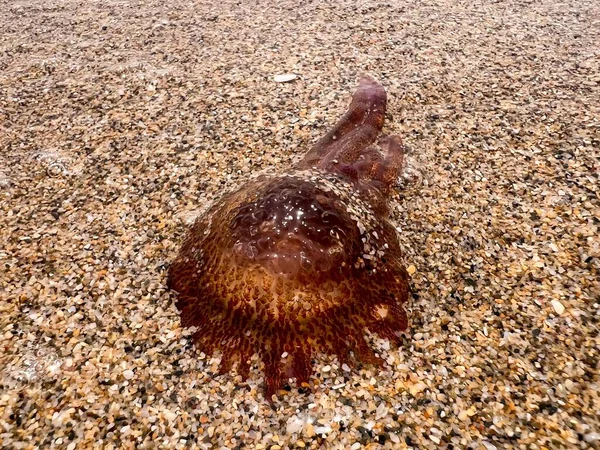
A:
[168,78,410,400]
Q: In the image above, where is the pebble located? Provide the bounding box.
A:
[314,425,332,435]
[273,74,297,83]
[429,434,441,444]
[584,433,600,443]
[551,299,566,315]
[286,417,303,434]
[303,423,315,439]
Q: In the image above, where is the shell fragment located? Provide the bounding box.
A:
[273,74,298,83]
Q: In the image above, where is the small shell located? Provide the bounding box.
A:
[273,73,298,83]
[551,299,565,315]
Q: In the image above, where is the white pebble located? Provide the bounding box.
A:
[273,74,297,83]
[286,417,304,434]
[584,433,600,443]
[169,411,182,425]
[551,300,565,315]
[429,434,441,444]
[375,402,388,419]
[314,425,332,435]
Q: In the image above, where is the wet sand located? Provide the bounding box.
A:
[1,0,599,448]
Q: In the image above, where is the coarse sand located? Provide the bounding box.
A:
[1,0,599,449]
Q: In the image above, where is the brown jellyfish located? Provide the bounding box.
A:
[167,77,410,401]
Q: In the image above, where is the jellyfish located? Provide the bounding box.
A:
[167,77,410,401]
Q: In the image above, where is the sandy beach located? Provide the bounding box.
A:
[1,0,599,448]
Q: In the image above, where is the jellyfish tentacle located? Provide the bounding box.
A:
[295,77,405,194]
[263,336,286,402]
[373,134,406,191]
[218,344,237,375]
[318,124,380,171]
[353,335,383,366]
[288,337,312,384]
[299,77,387,168]
[352,145,384,180]
[237,348,251,380]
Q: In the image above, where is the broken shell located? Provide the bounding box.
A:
[273,74,298,83]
